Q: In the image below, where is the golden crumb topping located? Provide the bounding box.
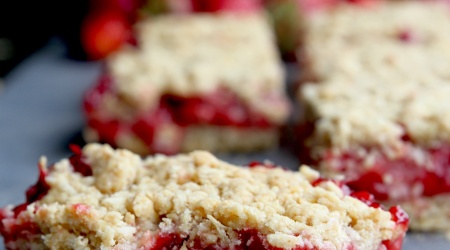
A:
[300,1,450,150]
[16,144,397,249]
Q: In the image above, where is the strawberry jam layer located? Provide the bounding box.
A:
[191,0,262,13]
[83,76,274,154]
[295,122,450,202]
[323,144,450,202]
[297,0,381,13]
[150,227,405,250]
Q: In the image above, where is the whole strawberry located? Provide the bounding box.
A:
[81,10,131,60]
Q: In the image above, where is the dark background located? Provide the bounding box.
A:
[0,0,90,77]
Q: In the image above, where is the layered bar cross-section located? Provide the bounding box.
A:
[296,0,450,232]
[83,11,290,155]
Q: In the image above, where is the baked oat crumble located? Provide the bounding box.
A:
[300,1,450,152]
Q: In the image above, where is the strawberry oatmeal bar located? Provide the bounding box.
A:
[83,6,290,155]
[296,0,450,231]
[0,143,407,249]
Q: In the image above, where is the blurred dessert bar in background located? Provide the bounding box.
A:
[295,0,450,232]
[264,0,411,61]
[83,3,290,155]
[0,143,408,249]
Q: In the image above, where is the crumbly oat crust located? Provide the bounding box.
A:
[107,12,288,124]
[84,125,279,155]
[4,144,398,249]
[180,126,279,152]
[299,1,450,152]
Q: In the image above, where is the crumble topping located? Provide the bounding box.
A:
[11,144,397,249]
[84,125,279,155]
[300,1,450,150]
[107,12,288,124]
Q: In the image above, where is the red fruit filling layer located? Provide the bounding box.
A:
[83,76,274,154]
[296,0,380,14]
[190,0,262,13]
[295,122,450,202]
[144,226,405,250]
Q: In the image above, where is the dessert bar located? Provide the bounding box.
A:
[83,11,290,155]
[296,0,450,231]
[1,144,408,249]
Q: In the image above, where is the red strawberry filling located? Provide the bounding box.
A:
[190,0,262,13]
[149,227,403,250]
[247,161,278,169]
[293,0,380,14]
[83,76,275,154]
[295,122,450,202]
[320,143,450,202]
[69,144,94,176]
